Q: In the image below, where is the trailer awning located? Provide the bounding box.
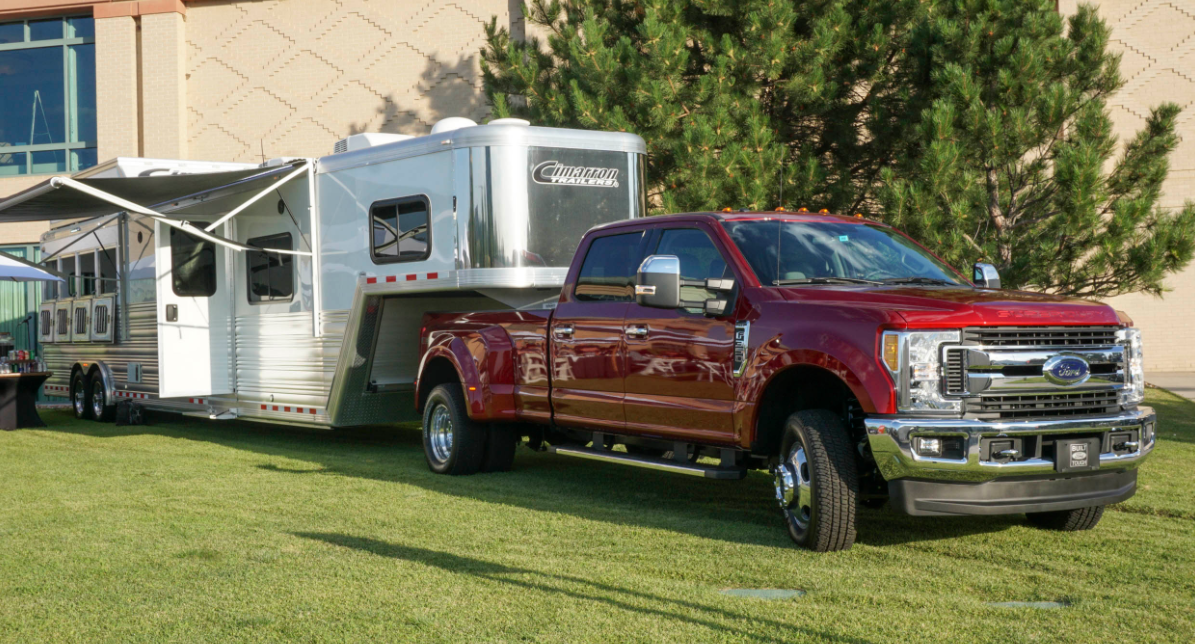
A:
[0,162,304,223]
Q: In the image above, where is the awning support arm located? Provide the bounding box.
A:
[50,176,313,257]
[203,161,311,232]
[40,212,120,263]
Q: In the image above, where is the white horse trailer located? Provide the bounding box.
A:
[0,119,646,426]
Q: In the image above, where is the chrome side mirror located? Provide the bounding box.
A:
[973,262,1001,289]
[635,255,681,309]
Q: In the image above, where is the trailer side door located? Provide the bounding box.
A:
[154,222,234,398]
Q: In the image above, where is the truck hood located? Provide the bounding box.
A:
[774,285,1121,327]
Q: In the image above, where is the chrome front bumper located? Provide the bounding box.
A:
[865,407,1156,483]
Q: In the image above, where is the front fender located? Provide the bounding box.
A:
[742,344,891,415]
[417,327,517,422]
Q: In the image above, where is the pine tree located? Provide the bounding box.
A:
[482,0,927,214]
[483,1,1195,297]
[878,1,1195,296]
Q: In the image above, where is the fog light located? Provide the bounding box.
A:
[1143,421,1155,446]
[914,437,942,457]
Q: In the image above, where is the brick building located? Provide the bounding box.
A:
[0,0,1191,372]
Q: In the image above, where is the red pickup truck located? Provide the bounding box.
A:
[414,212,1155,551]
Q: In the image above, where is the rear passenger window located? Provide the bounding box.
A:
[371,196,430,263]
[575,232,642,302]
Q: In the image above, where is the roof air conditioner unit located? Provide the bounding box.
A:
[332,133,414,154]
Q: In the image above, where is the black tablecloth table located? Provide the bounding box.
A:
[0,372,51,430]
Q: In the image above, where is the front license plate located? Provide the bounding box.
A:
[1056,437,1101,473]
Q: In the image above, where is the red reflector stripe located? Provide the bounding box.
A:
[406,274,416,281]
[309,408,316,414]
[272,405,279,411]
[427,272,438,279]
[261,404,267,410]
[386,275,396,283]
[366,277,377,284]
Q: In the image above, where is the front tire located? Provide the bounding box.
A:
[422,384,487,475]
[90,374,116,422]
[71,371,93,421]
[774,409,858,552]
[1026,505,1105,531]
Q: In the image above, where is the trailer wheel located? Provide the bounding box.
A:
[89,374,116,423]
[1026,505,1105,531]
[774,409,858,552]
[480,424,519,473]
[71,371,93,421]
[422,384,486,475]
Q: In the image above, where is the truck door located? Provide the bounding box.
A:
[623,226,738,444]
[154,223,234,398]
[550,231,645,431]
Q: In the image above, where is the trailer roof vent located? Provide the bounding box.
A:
[430,117,478,134]
[488,118,530,126]
[332,133,414,154]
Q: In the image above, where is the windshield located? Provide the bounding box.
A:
[721,220,965,286]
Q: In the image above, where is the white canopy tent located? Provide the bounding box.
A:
[0,251,63,283]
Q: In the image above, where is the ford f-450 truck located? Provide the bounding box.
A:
[414,212,1155,551]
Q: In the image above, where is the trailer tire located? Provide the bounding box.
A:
[776,409,858,552]
[89,373,116,423]
[71,371,94,421]
[480,424,519,473]
[1026,505,1104,531]
[422,384,486,475]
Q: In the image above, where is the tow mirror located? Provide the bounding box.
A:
[973,262,1001,289]
[635,255,681,309]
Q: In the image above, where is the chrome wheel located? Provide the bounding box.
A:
[91,379,106,419]
[73,381,86,417]
[775,441,813,531]
[427,403,454,465]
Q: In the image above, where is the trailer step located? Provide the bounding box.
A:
[548,445,747,480]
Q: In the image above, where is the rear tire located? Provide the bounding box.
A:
[422,384,487,475]
[480,424,519,473]
[1026,505,1105,531]
[775,409,858,552]
[89,374,116,422]
[71,371,93,421]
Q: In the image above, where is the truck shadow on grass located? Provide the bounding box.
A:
[293,531,876,644]
[40,409,1023,549]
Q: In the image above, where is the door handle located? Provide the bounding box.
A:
[166,304,178,322]
[625,325,649,339]
[553,324,574,339]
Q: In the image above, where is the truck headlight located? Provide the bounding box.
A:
[1118,327,1145,407]
[881,330,962,414]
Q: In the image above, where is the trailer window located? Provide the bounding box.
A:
[170,228,216,297]
[98,246,117,294]
[370,196,430,263]
[246,232,294,303]
[574,232,642,302]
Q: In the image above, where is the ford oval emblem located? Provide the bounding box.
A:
[1043,355,1090,386]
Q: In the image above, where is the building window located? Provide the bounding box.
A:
[246,233,294,303]
[370,196,431,263]
[0,16,96,177]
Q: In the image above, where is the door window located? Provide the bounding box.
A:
[171,227,216,297]
[654,228,732,312]
[246,232,294,303]
[574,232,643,302]
[371,196,430,263]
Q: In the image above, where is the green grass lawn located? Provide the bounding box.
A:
[2,390,1193,643]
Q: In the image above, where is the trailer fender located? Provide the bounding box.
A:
[417,326,517,422]
[76,360,117,403]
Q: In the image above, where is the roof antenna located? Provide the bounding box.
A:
[259,139,267,165]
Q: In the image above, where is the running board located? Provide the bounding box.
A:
[548,445,747,480]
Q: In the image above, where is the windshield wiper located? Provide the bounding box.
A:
[880,277,958,286]
[774,276,883,286]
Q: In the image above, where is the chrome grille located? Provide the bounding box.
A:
[944,348,966,394]
[970,391,1120,419]
[963,326,1119,348]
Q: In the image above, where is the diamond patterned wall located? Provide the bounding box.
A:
[186,0,511,162]
[1092,0,1195,372]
